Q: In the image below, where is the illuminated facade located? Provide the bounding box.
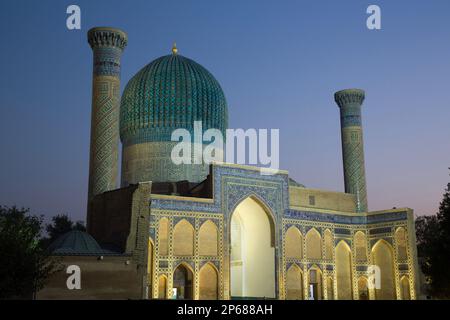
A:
[142,164,419,300]
[40,27,419,300]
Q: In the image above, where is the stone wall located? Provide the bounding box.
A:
[37,256,141,300]
[88,185,138,252]
[289,186,357,212]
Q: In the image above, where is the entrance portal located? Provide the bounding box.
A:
[230,197,276,299]
[173,264,193,300]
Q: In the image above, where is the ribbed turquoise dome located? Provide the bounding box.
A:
[48,231,117,255]
[120,53,228,146]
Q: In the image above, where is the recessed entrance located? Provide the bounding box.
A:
[173,264,193,300]
[230,196,276,299]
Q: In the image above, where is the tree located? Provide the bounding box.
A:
[416,171,450,298]
[0,206,61,299]
[416,215,439,258]
[45,214,86,245]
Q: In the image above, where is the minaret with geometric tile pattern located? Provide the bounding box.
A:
[334,88,368,212]
[87,27,127,201]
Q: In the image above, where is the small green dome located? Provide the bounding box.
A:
[48,231,117,256]
[120,53,228,146]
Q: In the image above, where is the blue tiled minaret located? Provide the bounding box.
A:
[334,89,368,212]
[87,27,127,200]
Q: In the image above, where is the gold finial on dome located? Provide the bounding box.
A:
[172,42,178,55]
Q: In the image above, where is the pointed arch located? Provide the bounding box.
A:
[173,262,194,300]
[173,261,195,274]
[199,220,218,256]
[358,277,369,300]
[173,219,194,256]
[335,240,353,300]
[158,217,169,256]
[324,229,333,260]
[354,231,368,261]
[286,264,304,300]
[230,196,276,299]
[395,227,408,261]
[326,276,334,300]
[400,276,411,300]
[308,265,323,300]
[158,275,167,299]
[285,226,303,259]
[371,239,396,300]
[199,263,219,300]
[306,228,322,260]
[230,193,276,247]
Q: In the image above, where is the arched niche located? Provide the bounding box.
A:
[158,275,167,299]
[158,217,169,256]
[286,264,303,300]
[395,227,408,261]
[400,276,411,300]
[335,240,353,300]
[358,277,369,300]
[173,219,194,256]
[371,240,396,300]
[199,220,218,256]
[285,226,303,259]
[173,263,194,300]
[230,196,276,299]
[354,231,368,261]
[199,263,219,300]
[308,266,323,300]
[324,229,333,260]
[305,228,322,260]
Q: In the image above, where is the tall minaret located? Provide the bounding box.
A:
[87,27,127,201]
[334,89,368,212]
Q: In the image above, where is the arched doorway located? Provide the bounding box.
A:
[358,277,369,300]
[173,264,193,300]
[230,196,276,299]
[308,266,323,300]
[371,240,395,300]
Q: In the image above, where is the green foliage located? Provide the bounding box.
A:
[416,173,450,298]
[0,206,61,299]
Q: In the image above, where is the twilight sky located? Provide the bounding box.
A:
[1,0,449,223]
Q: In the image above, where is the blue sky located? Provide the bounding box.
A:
[1,0,449,222]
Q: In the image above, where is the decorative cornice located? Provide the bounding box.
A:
[334,88,365,108]
[88,27,128,51]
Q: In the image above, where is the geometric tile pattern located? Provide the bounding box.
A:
[148,163,418,300]
[334,89,368,212]
[118,50,228,184]
[120,53,228,147]
[87,28,127,199]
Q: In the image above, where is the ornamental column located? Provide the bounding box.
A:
[87,27,127,201]
[334,89,368,212]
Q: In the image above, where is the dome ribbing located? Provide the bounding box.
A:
[120,54,228,146]
[48,231,118,256]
